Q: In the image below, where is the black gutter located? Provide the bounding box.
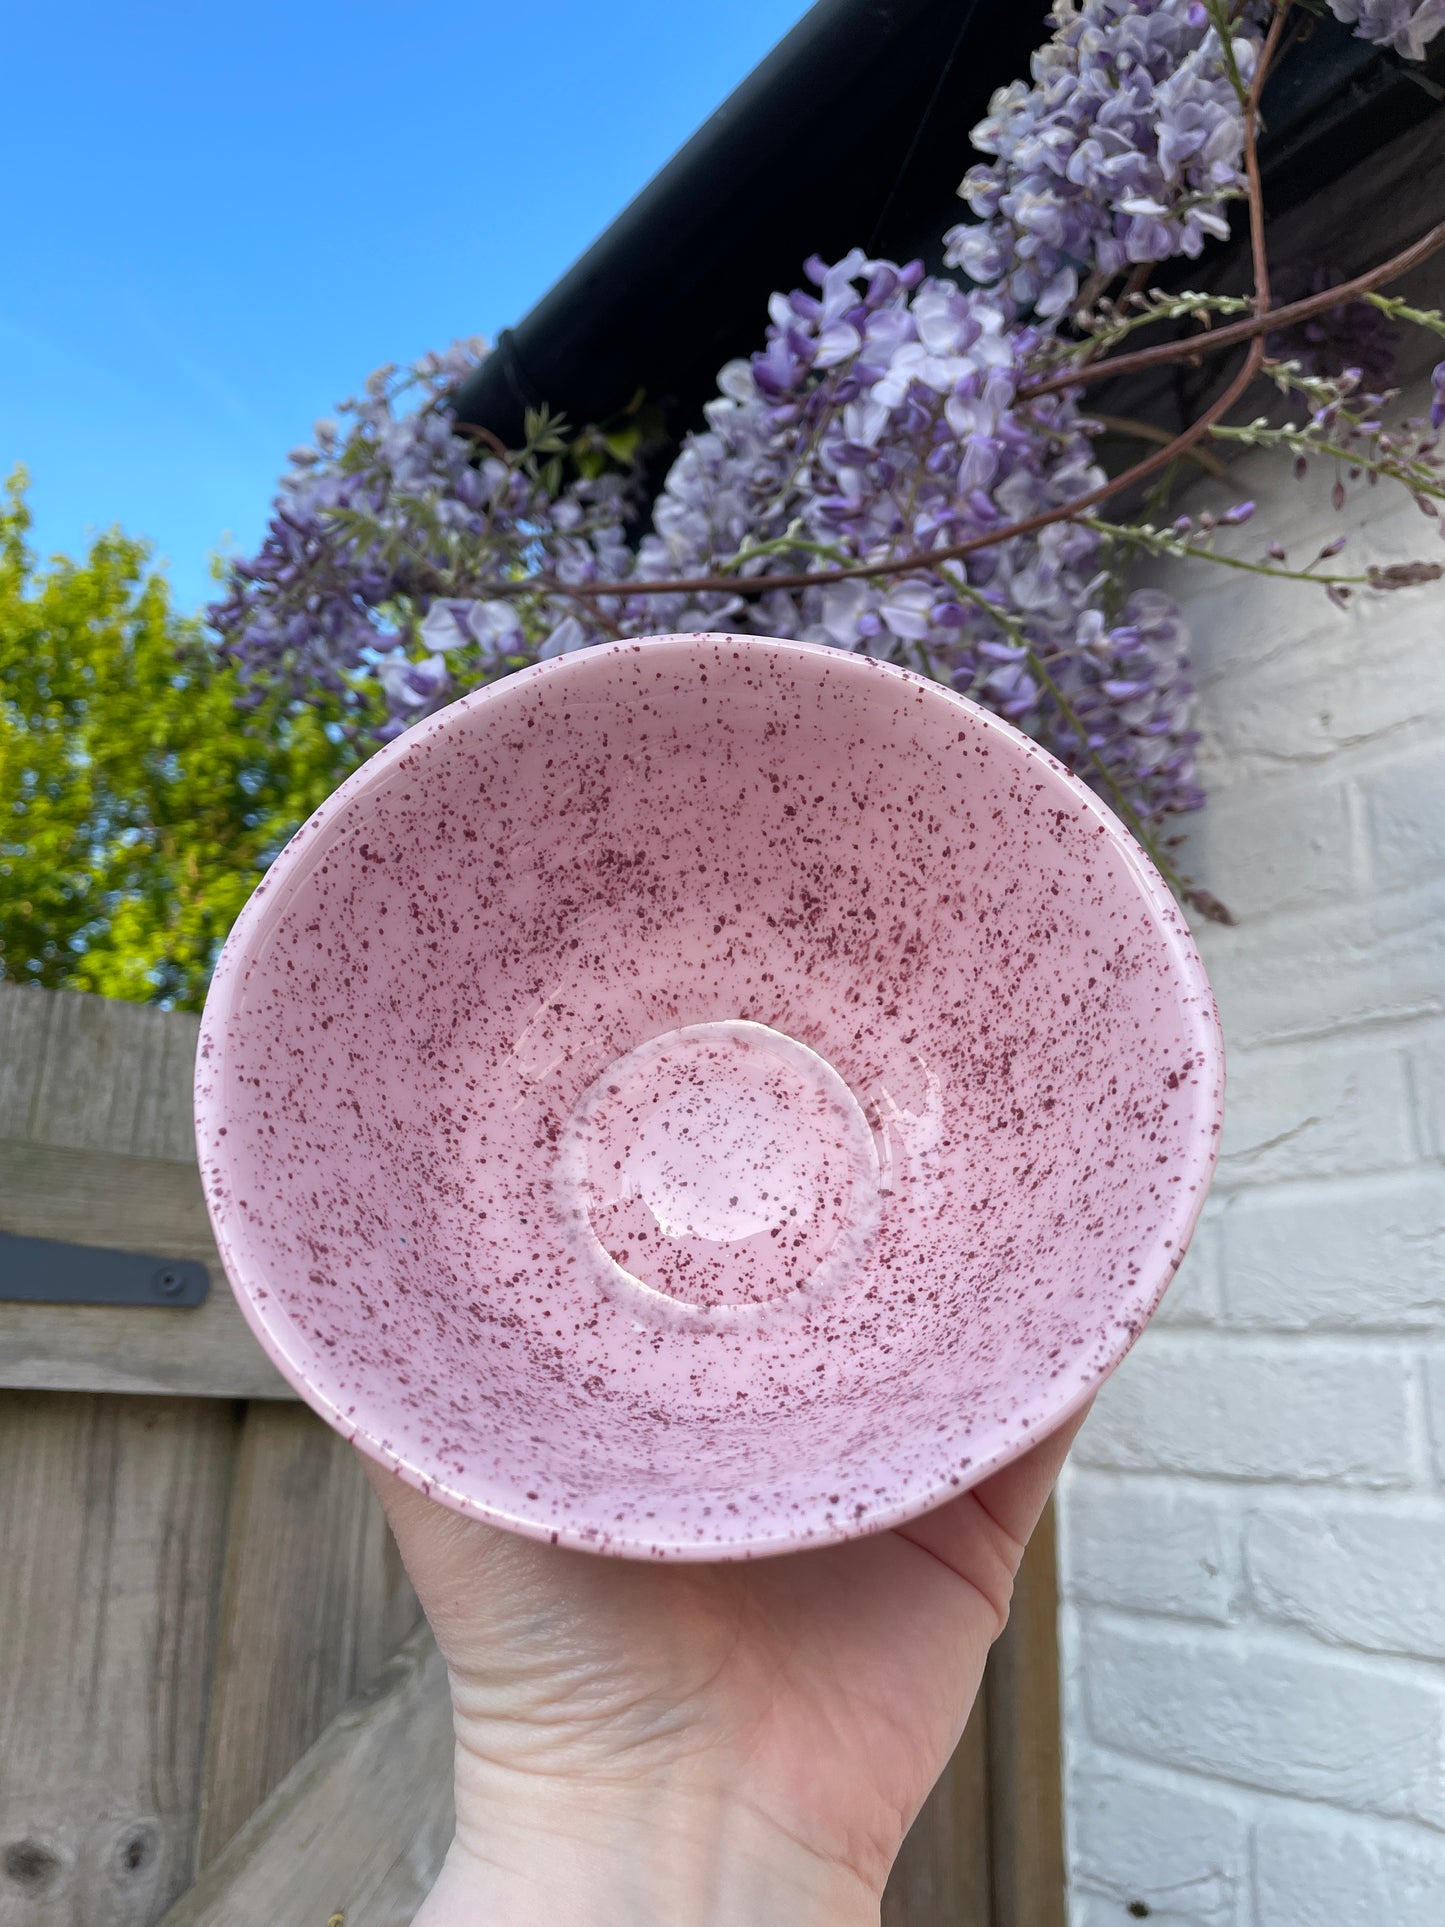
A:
[450,0,1049,447]
[451,0,1445,452]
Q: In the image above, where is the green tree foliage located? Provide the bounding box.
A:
[0,470,364,1009]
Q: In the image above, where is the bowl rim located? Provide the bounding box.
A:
[195,630,1224,1559]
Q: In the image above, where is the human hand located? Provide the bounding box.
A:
[363,1404,1087,1927]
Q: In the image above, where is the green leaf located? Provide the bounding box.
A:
[0,469,363,1008]
[601,426,642,464]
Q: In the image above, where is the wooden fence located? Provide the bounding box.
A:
[0,982,1064,1926]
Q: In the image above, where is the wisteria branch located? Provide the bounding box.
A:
[1211,418,1445,499]
[1019,220,1445,403]
[1084,513,1444,591]
[1364,291,1445,341]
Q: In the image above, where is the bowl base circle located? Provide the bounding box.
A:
[554,1019,882,1330]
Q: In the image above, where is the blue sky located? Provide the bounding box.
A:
[3,1,808,612]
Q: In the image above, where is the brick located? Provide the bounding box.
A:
[1198,623,1445,779]
[1063,1473,1238,1623]
[1080,1616,1445,1829]
[1075,1335,1417,1486]
[1179,526,1382,700]
[1362,741,1445,893]
[1254,1811,1445,1927]
[1427,1348,1445,1485]
[1194,878,1445,1050]
[1175,778,1353,920]
[1219,1173,1445,1330]
[1414,1033,1445,1161]
[1244,1498,1445,1659]
[1214,1040,1413,1189]
[1068,1751,1248,1927]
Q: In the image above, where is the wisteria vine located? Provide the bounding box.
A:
[210,0,1445,919]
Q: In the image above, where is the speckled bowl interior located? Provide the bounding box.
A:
[196,632,1222,1559]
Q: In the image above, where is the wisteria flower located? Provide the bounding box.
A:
[1329,0,1445,60]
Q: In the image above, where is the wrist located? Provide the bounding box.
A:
[415,1765,881,1927]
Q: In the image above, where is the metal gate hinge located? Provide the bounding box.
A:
[0,1231,210,1308]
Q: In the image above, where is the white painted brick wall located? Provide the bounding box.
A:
[1080,1618,1445,1828]
[1217,1175,1445,1329]
[1252,1809,1445,1927]
[1058,352,1445,1924]
[1243,1499,1445,1660]
[1073,1335,1420,1484]
[1070,1751,1252,1925]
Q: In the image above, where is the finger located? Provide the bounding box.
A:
[358,1445,438,1539]
[968,1396,1093,1548]
[357,1446,510,1600]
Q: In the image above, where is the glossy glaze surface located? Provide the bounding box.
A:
[196,633,1223,1558]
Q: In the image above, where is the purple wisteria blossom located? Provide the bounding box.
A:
[209,341,492,696]
[424,251,1204,820]
[628,250,1206,818]
[944,0,1267,319]
[209,257,1205,820]
[1060,592,1202,813]
[945,1,1445,324]
[1328,0,1445,59]
[206,338,636,735]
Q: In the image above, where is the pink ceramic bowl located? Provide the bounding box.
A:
[196,632,1222,1559]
